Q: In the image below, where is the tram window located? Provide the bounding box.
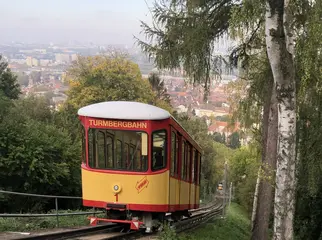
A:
[129,145,135,169]
[170,132,177,177]
[193,151,198,184]
[81,127,86,164]
[124,143,129,168]
[88,129,94,167]
[116,140,122,168]
[191,149,195,183]
[186,145,191,181]
[97,131,106,168]
[106,136,113,168]
[136,150,142,170]
[152,130,167,171]
[181,141,186,180]
[87,128,148,172]
[176,137,179,176]
[198,154,201,185]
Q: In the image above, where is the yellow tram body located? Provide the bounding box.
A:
[78,101,202,231]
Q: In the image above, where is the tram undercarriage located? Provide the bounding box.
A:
[88,208,192,233]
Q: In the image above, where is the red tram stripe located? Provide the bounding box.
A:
[83,199,199,212]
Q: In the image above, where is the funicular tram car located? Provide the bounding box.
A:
[78,101,202,232]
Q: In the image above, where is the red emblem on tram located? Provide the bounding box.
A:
[135,176,149,193]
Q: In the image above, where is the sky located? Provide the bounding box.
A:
[0,0,154,46]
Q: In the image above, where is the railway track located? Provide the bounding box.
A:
[12,202,223,240]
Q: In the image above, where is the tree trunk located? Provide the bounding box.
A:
[265,0,296,239]
[251,77,271,231]
[251,82,278,240]
[251,167,261,229]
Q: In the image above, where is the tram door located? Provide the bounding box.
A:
[169,129,180,210]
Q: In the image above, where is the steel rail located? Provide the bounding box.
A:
[12,202,223,240]
[174,204,223,233]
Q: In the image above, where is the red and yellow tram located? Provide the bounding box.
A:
[78,101,202,232]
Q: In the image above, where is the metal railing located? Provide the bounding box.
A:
[0,190,104,227]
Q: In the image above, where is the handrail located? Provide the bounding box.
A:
[0,190,81,199]
[0,211,103,217]
[0,189,92,227]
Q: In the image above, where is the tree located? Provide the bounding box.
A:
[264,0,296,238]
[293,2,322,239]
[229,143,260,213]
[213,132,225,144]
[30,71,42,83]
[136,0,233,96]
[227,132,241,149]
[0,55,20,99]
[147,72,170,105]
[0,96,81,212]
[16,72,29,87]
[65,55,167,111]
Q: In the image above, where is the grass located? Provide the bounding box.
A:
[0,210,105,232]
[159,203,251,240]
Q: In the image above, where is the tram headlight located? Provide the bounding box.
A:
[112,183,122,193]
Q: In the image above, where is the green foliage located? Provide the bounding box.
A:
[229,144,259,213]
[158,224,179,240]
[212,132,226,144]
[227,132,241,149]
[16,72,29,87]
[178,203,251,240]
[137,0,233,96]
[0,56,21,99]
[0,96,81,212]
[65,55,157,110]
[148,72,171,104]
[293,1,322,239]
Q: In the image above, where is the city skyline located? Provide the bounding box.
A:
[0,0,153,45]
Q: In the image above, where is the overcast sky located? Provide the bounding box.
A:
[0,0,153,46]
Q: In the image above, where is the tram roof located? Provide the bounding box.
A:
[78,101,171,120]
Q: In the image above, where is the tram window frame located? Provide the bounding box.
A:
[193,150,199,184]
[81,126,86,164]
[88,128,95,167]
[198,154,201,185]
[87,128,148,172]
[116,139,122,168]
[191,149,195,183]
[181,140,186,181]
[186,144,191,181]
[124,143,129,169]
[151,130,167,172]
[97,131,106,168]
[176,134,179,176]
[106,134,114,168]
[170,131,178,177]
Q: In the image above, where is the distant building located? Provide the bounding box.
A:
[55,53,70,63]
[71,54,78,62]
[32,58,39,66]
[26,57,39,67]
[40,59,51,66]
[26,56,33,66]
[10,58,26,64]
